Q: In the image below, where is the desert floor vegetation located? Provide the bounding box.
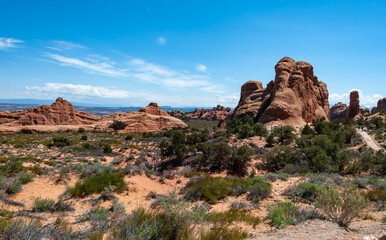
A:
[0,117,384,239]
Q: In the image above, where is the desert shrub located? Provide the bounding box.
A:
[265,133,275,147]
[69,172,126,197]
[80,135,88,140]
[262,172,289,182]
[0,218,45,240]
[267,201,314,228]
[272,125,296,143]
[315,186,369,227]
[208,209,260,226]
[200,225,248,240]
[159,130,188,169]
[301,124,315,136]
[0,160,25,176]
[112,194,193,240]
[187,129,209,145]
[285,182,320,202]
[78,127,85,133]
[110,120,126,130]
[125,134,134,141]
[5,180,22,194]
[103,144,113,154]
[195,142,232,173]
[263,145,294,172]
[227,145,254,176]
[182,174,270,204]
[226,115,267,138]
[32,197,55,212]
[51,136,71,147]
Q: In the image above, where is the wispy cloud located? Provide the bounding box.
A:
[0,37,23,50]
[44,53,128,78]
[329,89,383,108]
[157,37,166,45]
[196,64,207,72]
[27,83,136,98]
[47,40,86,51]
[127,58,211,88]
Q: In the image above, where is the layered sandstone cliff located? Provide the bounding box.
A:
[233,57,330,125]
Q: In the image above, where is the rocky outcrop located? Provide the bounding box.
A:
[185,105,232,120]
[139,103,169,116]
[233,57,330,125]
[371,98,386,113]
[93,111,188,133]
[330,102,348,121]
[168,109,184,118]
[348,91,360,119]
[0,97,100,126]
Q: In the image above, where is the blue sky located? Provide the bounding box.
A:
[0,0,385,107]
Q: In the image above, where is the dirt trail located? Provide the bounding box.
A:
[357,129,382,151]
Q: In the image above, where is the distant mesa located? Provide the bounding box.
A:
[0,99,187,133]
[233,57,330,125]
[0,97,100,126]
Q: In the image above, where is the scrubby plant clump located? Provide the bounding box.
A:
[315,186,369,227]
[69,172,126,197]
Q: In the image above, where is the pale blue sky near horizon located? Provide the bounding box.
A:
[0,0,385,108]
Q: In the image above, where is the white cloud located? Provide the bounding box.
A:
[44,53,128,78]
[127,58,211,89]
[214,93,239,107]
[196,64,207,72]
[47,40,86,51]
[157,37,166,45]
[329,89,383,108]
[0,37,23,50]
[27,83,136,98]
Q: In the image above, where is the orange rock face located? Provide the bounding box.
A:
[185,105,233,120]
[0,97,100,126]
[348,91,360,119]
[139,103,169,116]
[233,57,330,125]
[371,97,386,114]
[93,111,188,133]
[330,102,348,121]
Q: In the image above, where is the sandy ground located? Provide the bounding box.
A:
[357,129,382,151]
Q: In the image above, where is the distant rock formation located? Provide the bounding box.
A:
[371,97,386,113]
[185,105,233,120]
[330,102,349,121]
[0,97,100,126]
[139,103,169,116]
[233,57,330,125]
[93,111,188,133]
[348,91,360,119]
[168,109,184,118]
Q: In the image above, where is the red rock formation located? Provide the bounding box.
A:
[371,98,386,113]
[348,91,360,119]
[168,109,184,117]
[330,102,348,121]
[138,103,169,116]
[185,105,233,120]
[0,97,100,126]
[93,111,188,133]
[233,57,330,125]
[217,119,226,128]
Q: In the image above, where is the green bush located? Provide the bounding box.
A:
[182,174,271,204]
[315,186,369,227]
[263,145,294,172]
[200,225,248,240]
[103,144,113,154]
[32,197,55,212]
[51,136,71,147]
[69,172,126,197]
[267,201,313,228]
[18,174,34,184]
[227,145,254,176]
[207,209,260,226]
[81,135,88,140]
[110,120,126,130]
[272,125,296,143]
[285,182,320,202]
